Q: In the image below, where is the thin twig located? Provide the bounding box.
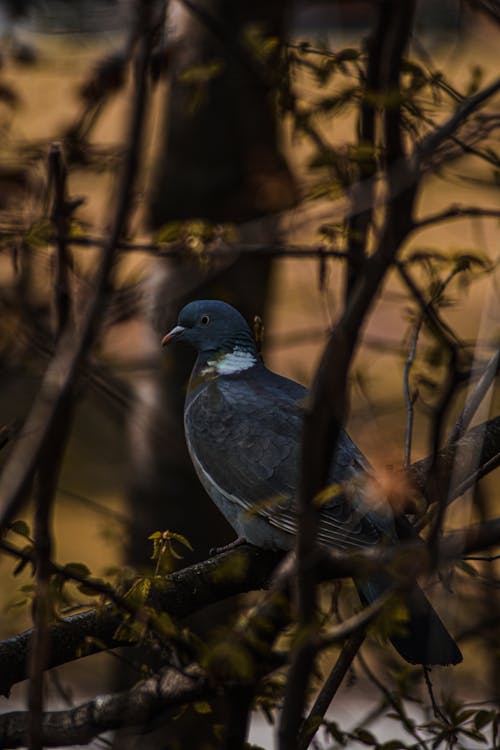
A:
[28,419,70,750]
[416,77,500,165]
[357,652,428,750]
[344,4,382,299]
[414,450,500,532]
[48,143,72,339]
[1,510,500,699]
[0,0,154,534]
[28,141,75,750]
[414,205,500,231]
[404,318,423,466]
[423,666,447,722]
[396,261,463,353]
[298,629,366,750]
[426,346,460,561]
[447,350,499,446]
[279,4,417,747]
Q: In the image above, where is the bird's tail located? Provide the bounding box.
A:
[356,577,463,666]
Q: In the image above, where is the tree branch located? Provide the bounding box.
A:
[408,415,500,515]
[414,204,500,231]
[280,3,418,741]
[298,629,366,750]
[48,143,72,340]
[416,77,500,166]
[447,350,499,446]
[0,415,497,697]
[0,665,206,749]
[0,546,280,698]
[0,0,154,534]
[4,510,500,750]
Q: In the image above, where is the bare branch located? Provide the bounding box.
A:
[0,576,384,749]
[0,1,154,533]
[464,0,500,25]
[357,653,428,749]
[28,142,76,750]
[447,350,499,446]
[0,414,497,697]
[298,630,366,750]
[48,143,72,339]
[28,425,70,750]
[345,4,382,299]
[0,546,280,698]
[396,261,463,353]
[416,77,500,165]
[409,415,500,519]
[0,665,206,749]
[313,596,388,651]
[404,318,423,466]
[280,4,418,746]
[414,205,500,231]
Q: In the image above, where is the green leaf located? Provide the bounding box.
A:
[352,728,376,745]
[25,221,52,247]
[124,577,151,607]
[179,59,224,84]
[316,86,359,115]
[168,532,194,552]
[9,520,31,539]
[150,610,177,639]
[460,728,488,743]
[474,710,495,731]
[13,544,34,576]
[324,720,345,743]
[63,562,91,579]
[154,222,182,243]
[193,701,212,715]
[206,641,255,682]
[77,583,101,597]
[336,48,360,62]
[457,560,479,577]
[5,594,30,610]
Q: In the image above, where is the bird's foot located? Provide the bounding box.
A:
[209,537,247,556]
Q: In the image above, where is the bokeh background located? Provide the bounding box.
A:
[0,1,498,747]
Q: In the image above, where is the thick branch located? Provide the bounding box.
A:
[0,546,280,697]
[3,514,499,747]
[0,665,206,749]
[0,416,497,697]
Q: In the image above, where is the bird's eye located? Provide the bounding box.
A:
[200,314,210,326]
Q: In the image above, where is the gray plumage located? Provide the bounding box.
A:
[163,299,462,666]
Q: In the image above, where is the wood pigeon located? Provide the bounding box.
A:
[162,300,462,666]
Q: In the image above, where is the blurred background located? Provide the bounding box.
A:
[0,1,498,748]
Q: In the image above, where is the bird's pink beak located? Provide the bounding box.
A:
[161,325,186,346]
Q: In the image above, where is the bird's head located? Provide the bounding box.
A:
[162,300,258,363]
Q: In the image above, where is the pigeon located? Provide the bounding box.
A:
[162,299,462,666]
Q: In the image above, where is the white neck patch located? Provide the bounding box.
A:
[202,348,257,375]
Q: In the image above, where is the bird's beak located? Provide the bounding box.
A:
[161,325,186,346]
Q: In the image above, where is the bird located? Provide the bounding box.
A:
[162,299,462,666]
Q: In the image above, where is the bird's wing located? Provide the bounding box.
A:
[185,368,390,550]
